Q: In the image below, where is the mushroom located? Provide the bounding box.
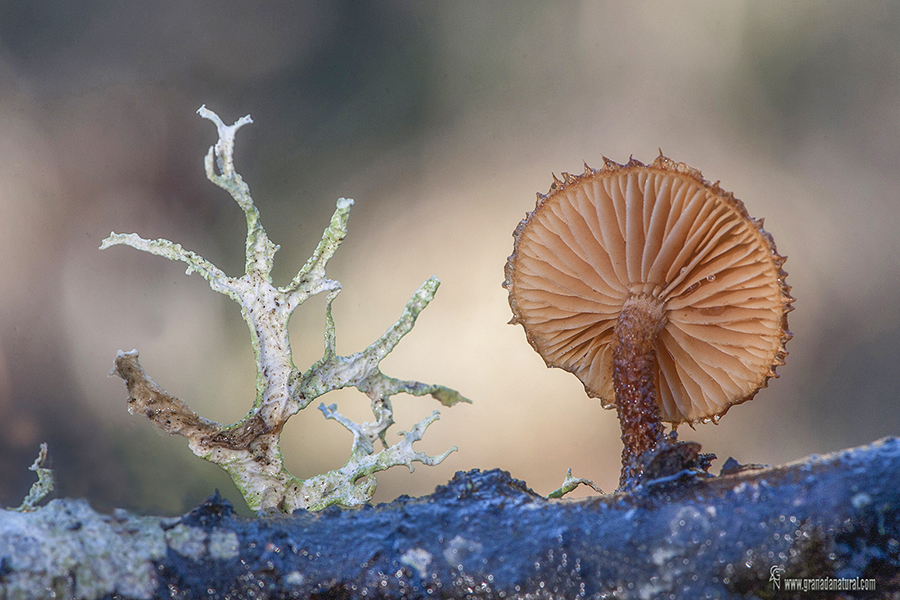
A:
[504,154,792,488]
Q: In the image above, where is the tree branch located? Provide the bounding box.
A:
[2,437,898,598]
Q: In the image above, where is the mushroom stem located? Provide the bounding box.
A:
[613,294,668,487]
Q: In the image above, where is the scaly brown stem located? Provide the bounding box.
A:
[613,294,667,488]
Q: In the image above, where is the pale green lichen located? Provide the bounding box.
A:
[9,443,54,512]
[208,530,240,560]
[0,499,169,599]
[164,523,239,560]
[164,523,207,558]
[547,468,603,499]
[102,106,469,513]
[400,547,433,579]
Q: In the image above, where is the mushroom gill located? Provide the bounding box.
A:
[504,154,793,485]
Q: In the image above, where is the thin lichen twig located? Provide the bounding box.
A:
[282,198,352,309]
[307,406,456,509]
[98,235,239,301]
[299,276,469,408]
[10,443,55,512]
[547,468,603,499]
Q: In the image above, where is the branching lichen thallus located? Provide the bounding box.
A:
[103,107,469,513]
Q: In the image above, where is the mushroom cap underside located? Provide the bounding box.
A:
[504,155,793,425]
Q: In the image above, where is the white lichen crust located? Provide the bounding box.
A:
[0,499,169,599]
[102,107,468,513]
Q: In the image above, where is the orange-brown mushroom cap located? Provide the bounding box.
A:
[504,154,793,425]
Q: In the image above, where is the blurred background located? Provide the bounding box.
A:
[1,2,899,515]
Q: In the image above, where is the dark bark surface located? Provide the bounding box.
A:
[2,437,899,599]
